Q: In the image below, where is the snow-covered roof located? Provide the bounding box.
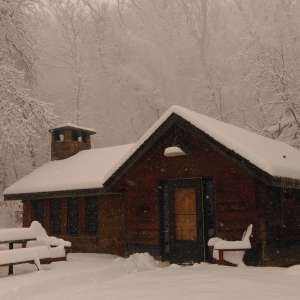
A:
[50,123,96,134]
[102,105,300,184]
[4,144,134,195]
[4,105,300,197]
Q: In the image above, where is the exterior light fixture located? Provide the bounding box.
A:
[164,146,186,157]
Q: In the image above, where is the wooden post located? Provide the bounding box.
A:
[218,250,224,265]
[8,242,13,275]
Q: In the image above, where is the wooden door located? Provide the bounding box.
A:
[161,179,205,263]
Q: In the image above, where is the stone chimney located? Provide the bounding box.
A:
[50,123,96,160]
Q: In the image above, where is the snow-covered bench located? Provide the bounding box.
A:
[208,224,253,266]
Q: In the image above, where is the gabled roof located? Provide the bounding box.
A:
[4,105,300,199]
[4,144,134,197]
[102,105,300,186]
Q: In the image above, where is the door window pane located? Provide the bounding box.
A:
[175,188,197,240]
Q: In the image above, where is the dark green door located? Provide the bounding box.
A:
[161,178,205,263]
[160,177,216,263]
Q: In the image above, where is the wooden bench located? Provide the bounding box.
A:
[215,247,251,266]
[208,224,253,266]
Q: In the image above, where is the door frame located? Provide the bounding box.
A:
[159,177,207,263]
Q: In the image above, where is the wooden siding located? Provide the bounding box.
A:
[113,123,259,258]
[255,184,300,265]
[23,194,126,256]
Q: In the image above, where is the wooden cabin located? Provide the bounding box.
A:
[4,106,300,266]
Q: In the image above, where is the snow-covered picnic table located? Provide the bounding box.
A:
[0,227,38,274]
[0,221,71,275]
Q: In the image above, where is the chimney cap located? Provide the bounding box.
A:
[49,123,96,135]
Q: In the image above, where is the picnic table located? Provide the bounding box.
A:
[1,240,38,275]
[0,222,71,275]
[0,228,38,275]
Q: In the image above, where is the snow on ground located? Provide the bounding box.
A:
[0,253,299,300]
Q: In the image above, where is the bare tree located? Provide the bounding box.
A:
[50,0,87,124]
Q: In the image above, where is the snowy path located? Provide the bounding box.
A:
[0,253,299,300]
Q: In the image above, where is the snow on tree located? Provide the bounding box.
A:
[0,0,56,225]
[0,0,56,187]
[3,0,300,227]
[49,0,89,125]
[232,0,300,148]
[0,0,38,83]
[15,0,300,150]
[0,65,55,187]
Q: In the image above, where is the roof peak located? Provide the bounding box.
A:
[101,104,300,185]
